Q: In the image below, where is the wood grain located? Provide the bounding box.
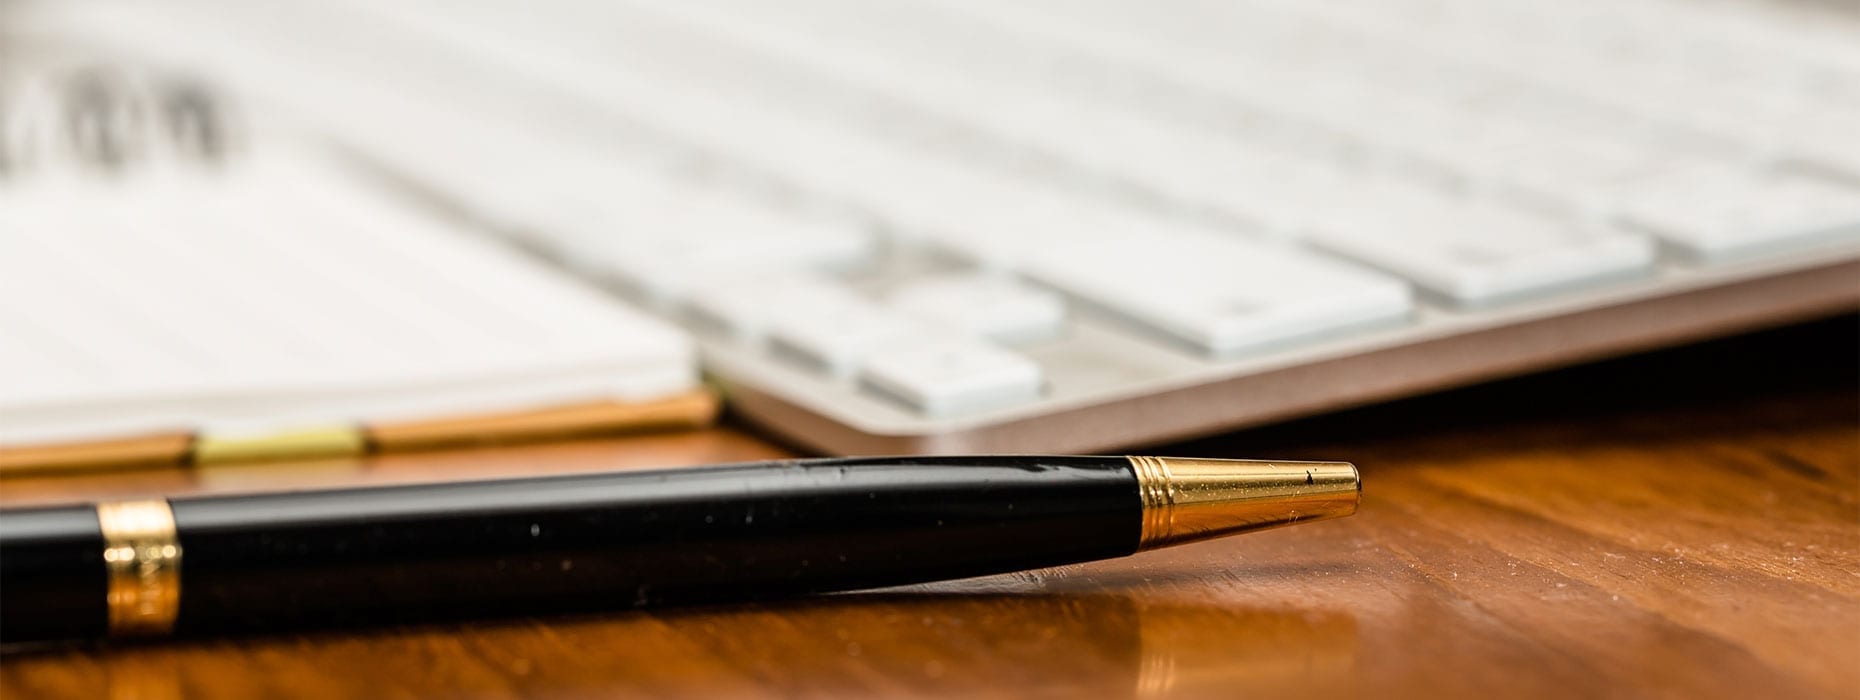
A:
[2,317,1856,699]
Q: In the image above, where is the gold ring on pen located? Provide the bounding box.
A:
[97,499,182,636]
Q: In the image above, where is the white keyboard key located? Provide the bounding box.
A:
[685,275,862,344]
[886,274,1066,343]
[1468,133,1689,217]
[1196,154,1359,238]
[1784,110,1860,180]
[1308,190,1656,306]
[1019,225,1414,356]
[859,339,1044,415]
[1623,169,1860,264]
[583,202,875,306]
[881,171,1087,269]
[768,298,934,378]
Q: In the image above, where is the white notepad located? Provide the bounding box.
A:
[0,144,696,446]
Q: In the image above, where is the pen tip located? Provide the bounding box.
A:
[1127,457,1360,550]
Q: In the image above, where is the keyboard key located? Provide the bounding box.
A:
[606,221,872,306]
[882,171,1088,269]
[1017,224,1413,356]
[1307,189,1656,306]
[1462,132,1691,217]
[768,298,934,378]
[859,338,1043,415]
[886,274,1066,344]
[1622,168,1860,264]
[1783,110,1860,180]
[685,275,864,344]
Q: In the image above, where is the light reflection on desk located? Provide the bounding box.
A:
[8,593,1357,699]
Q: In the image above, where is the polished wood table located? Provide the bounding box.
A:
[3,318,1856,699]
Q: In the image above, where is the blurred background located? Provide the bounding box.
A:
[2,0,1858,469]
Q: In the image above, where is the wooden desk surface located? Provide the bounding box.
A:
[2,318,1856,699]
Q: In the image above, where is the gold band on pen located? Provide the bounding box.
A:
[96,499,182,636]
[1129,455,1176,549]
[1128,456,1360,550]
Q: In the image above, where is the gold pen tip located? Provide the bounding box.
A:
[1128,457,1360,550]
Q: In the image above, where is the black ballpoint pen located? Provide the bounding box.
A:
[0,455,1359,645]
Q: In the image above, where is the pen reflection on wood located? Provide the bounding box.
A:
[1,594,1357,699]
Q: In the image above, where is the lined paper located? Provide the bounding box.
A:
[0,144,694,445]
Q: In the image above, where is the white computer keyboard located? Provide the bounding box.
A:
[17,0,1860,453]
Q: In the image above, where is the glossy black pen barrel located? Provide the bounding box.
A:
[0,456,1140,644]
[0,505,107,644]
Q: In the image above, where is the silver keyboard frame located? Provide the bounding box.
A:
[701,247,1860,455]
